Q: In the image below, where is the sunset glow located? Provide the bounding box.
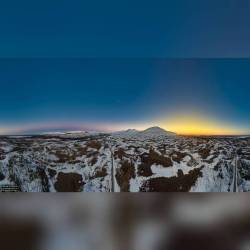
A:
[160,113,245,136]
[0,59,250,135]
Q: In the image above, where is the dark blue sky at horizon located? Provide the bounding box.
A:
[0,58,250,134]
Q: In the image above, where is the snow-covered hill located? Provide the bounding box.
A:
[112,126,176,139]
[138,126,176,138]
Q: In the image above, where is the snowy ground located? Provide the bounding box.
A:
[0,134,250,192]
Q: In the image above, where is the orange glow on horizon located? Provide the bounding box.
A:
[0,114,248,136]
[159,113,246,136]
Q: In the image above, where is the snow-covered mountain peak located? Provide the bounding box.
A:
[139,126,176,138]
[112,126,176,139]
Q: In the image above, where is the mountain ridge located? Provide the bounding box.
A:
[112,126,176,138]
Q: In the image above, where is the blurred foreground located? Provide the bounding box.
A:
[0,194,250,250]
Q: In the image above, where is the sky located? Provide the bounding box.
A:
[0,1,250,135]
[0,0,250,57]
[0,58,250,135]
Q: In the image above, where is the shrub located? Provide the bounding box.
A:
[48,168,57,178]
[93,168,107,179]
[138,149,173,177]
[116,160,135,192]
[0,172,5,181]
[171,151,188,163]
[86,140,102,150]
[198,148,211,159]
[55,172,84,192]
[140,167,203,192]
[114,148,126,160]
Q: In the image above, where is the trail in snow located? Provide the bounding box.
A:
[232,150,239,192]
[110,147,115,193]
[106,138,115,192]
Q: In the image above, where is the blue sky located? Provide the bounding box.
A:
[0,59,250,134]
[0,0,250,57]
[0,1,250,134]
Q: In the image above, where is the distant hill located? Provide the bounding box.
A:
[42,131,101,138]
[112,126,176,139]
[139,126,176,138]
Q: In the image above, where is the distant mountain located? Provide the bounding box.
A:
[139,126,176,138]
[112,126,176,139]
[112,129,139,138]
[43,126,176,139]
[42,131,101,138]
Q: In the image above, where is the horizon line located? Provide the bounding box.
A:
[1,130,249,137]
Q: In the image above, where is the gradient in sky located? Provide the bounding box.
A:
[0,59,250,135]
[1,1,250,135]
